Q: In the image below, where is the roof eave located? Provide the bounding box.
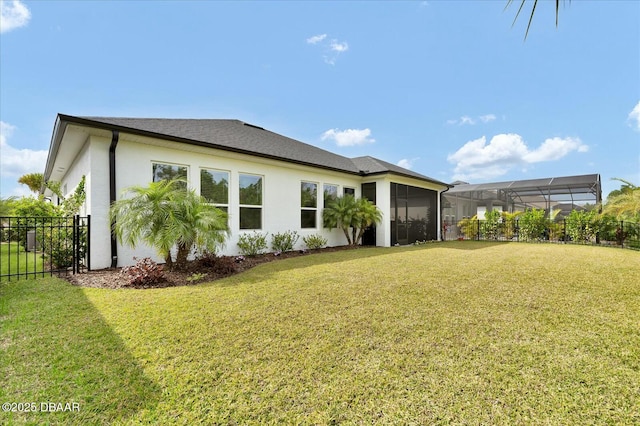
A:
[42,114,66,185]
[52,115,364,177]
[362,170,452,188]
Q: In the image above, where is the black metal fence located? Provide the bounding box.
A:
[443,218,640,250]
[0,216,90,281]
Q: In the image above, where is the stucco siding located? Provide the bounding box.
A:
[112,135,365,266]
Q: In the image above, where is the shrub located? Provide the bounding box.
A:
[196,252,238,275]
[10,197,62,250]
[271,230,299,252]
[120,257,165,287]
[457,216,479,239]
[237,231,268,256]
[481,210,501,240]
[517,209,547,241]
[186,272,208,283]
[565,210,599,243]
[303,234,328,250]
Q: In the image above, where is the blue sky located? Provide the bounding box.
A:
[1,0,638,199]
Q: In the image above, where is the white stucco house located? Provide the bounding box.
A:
[43,114,451,269]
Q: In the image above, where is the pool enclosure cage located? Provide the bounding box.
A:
[439,174,638,248]
[0,216,91,281]
[442,174,602,224]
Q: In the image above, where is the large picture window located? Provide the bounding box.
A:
[201,169,229,213]
[301,182,317,228]
[239,174,263,229]
[152,162,188,187]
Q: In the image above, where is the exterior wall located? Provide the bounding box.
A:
[55,135,114,270]
[56,129,448,269]
[111,135,365,266]
[86,136,112,269]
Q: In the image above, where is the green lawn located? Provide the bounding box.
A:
[0,242,44,280]
[1,242,639,424]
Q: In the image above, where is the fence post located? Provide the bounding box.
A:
[72,215,77,275]
[563,219,567,243]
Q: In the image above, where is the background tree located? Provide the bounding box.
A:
[110,179,229,271]
[0,197,17,216]
[18,172,44,194]
[602,178,640,222]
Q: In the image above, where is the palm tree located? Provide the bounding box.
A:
[323,195,383,246]
[506,0,566,39]
[323,195,358,245]
[353,197,383,245]
[17,173,44,194]
[110,179,229,270]
[602,179,640,222]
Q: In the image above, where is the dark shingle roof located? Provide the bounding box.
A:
[351,156,446,185]
[59,115,449,186]
[77,116,361,174]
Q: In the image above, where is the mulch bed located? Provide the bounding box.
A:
[66,246,359,289]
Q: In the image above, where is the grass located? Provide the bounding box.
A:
[0,242,44,280]
[1,241,639,424]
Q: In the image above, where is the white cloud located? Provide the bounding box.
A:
[0,0,31,33]
[330,40,349,52]
[321,128,375,147]
[307,33,349,65]
[0,121,48,177]
[447,114,497,126]
[397,157,420,170]
[448,133,588,181]
[628,101,640,131]
[459,116,475,125]
[306,34,327,44]
[522,136,588,163]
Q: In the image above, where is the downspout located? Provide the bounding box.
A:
[109,130,119,268]
[440,186,451,241]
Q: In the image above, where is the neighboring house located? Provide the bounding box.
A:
[43,114,451,269]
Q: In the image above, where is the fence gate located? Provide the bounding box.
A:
[0,215,90,281]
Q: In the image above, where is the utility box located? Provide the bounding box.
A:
[26,230,37,252]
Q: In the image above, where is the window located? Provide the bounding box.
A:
[239,174,263,229]
[152,162,188,188]
[343,187,355,197]
[323,184,338,206]
[201,169,229,213]
[301,182,317,228]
